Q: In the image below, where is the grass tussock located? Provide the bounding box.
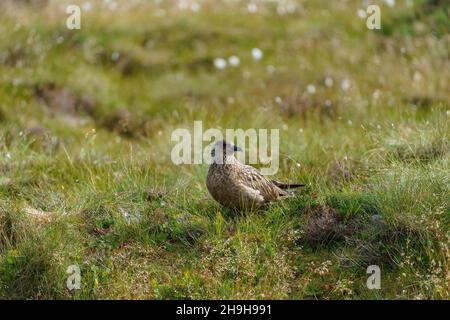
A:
[0,0,448,299]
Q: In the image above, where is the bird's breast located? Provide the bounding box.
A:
[206,165,237,206]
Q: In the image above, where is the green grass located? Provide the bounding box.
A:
[0,0,448,299]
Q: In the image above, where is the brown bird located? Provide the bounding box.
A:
[206,140,304,210]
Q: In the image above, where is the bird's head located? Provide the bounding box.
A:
[211,140,242,162]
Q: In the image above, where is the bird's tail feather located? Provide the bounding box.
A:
[272,180,306,190]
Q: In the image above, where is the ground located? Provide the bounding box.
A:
[0,0,448,299]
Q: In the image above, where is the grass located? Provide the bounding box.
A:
[0,0,449,299]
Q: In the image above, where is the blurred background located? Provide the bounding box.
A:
[0,0,448,299]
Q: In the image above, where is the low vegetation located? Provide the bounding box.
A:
[0,0,448,299]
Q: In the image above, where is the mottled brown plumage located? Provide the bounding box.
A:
[206,140,303,210]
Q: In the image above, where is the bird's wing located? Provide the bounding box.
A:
[236,164,286,202]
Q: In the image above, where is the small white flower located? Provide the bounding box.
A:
[275,96,282,104]
[306,84,316,94]
[277,1,297,15]
[111,51,120,61]
[104,0,118,11]
[247,3,258,13]
[228,55,240,67]
[324,77,333,88]
[341,78,351,91]
[190,2,200,12]
[384,0,396,7]
[82,2,93,11]
[251,48,263,61]
[214,58,227,70]
[413,71,422,82]
[357,9,367,19]
[373,90,381,99]
[266,64,276,74]
[177,0,189,10]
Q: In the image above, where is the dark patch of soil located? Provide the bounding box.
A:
[34,83,95,117]
[299,205,349,249]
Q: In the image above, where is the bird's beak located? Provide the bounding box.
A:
[234,145,242,152]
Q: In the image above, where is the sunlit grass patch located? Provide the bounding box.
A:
[0,0,448,299]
